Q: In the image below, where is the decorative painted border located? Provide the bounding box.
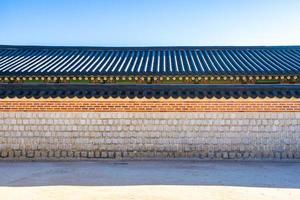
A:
[1,84,300,99]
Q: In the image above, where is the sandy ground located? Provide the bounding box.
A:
[0,160,300,200]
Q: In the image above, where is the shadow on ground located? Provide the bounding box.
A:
[0,160,300,188]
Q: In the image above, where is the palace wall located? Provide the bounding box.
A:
[0,98,299,160]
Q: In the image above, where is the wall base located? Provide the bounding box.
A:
[0,150,299,161]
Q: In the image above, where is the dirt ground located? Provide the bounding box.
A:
[0,160,300,200]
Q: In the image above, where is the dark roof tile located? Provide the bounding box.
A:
[0,45,300,76]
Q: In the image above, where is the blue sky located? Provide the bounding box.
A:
[0,0,300,46]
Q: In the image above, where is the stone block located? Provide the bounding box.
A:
[1,151,8,158]
[242,152,250,159]
[263,152,271,158]
[61,151,67,158]
[122,151,128,158]
[26,150,34,158]
[222,152,229,159]
[48,150,55,158]
[288,152,294,159]
[294,152,300,159]
[115,152,122,159]
[236,153,242,159]
[126,151,133,158]
[274,152,281,159]
[250,152,256,158]
[34,150,42,158]
[14,150,22,157]
[54,151,61,158]
[208,152,214,159]
[67,151,74,157]
[101,151,108,158]
[216,152,222,159]
[94,151,101,158]
[229,152,236,159]
[8,150,14,158]
[255,152,262,159]
[41,151,48,158]
[74,151,81,158]
[88,151,94,158]
[80,151,88,158]
[281,152,288,159]
[186,152,194,158]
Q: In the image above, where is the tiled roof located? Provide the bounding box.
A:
[1,84,299,99]
[0,45,300,76]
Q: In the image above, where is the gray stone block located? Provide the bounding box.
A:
[80,151,88,158]
[222,152,229,159]
[26,150,34,158]
[94,151,101,158]
[275,152,281,159]
[8,150,14,158]
[61,151,67,158]
[101,151,108,158]
[281,152,288,159]
[208,152,215,159]
[0,151,8,158]
[216,152,222,159]
[229,152,236,159]
[67,151,74,157]
[54,151,61,158]
[242,152,250,159]
[87,151,94,158]
[74,151,81,158]
[14,150,22,157]
[288,152,294,159]
[115,151,122,159]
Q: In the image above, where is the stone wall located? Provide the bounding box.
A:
[0,112,299,160]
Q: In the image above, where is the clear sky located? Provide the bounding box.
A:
[0,0,300,46]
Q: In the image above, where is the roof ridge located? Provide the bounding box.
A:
[0,45,300,51]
